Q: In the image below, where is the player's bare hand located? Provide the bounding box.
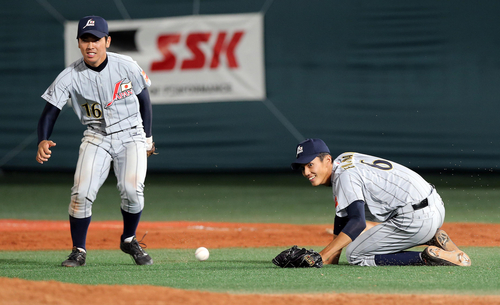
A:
[36,140,56,164]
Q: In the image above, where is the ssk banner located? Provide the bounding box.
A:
[65,13,266,104]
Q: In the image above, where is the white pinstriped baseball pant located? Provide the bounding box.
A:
[345,189,445,266]
[68,127,147,218]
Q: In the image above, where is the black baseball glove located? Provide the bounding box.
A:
[272,245,323,268]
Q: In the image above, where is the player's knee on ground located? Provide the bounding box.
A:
[345,245,377,266]
[68,194,93,218]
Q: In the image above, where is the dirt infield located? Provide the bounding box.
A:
[1,220,499,305]
[2,277,500,305]
[2,220,500,250]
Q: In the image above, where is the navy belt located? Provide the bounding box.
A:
[412,198,428,210]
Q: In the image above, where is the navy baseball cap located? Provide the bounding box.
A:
[77,16,109,39]
[291,138,330,170]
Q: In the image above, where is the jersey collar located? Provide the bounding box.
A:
[84,55,108,72]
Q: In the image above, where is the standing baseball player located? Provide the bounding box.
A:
[35,16,156,267]
[273,138,471,267]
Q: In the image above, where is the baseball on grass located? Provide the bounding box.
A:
[195,247,210,261]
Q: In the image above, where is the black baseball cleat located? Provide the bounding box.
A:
[120,236,153,265]
[61,246,86,267]
[421,246,471,267]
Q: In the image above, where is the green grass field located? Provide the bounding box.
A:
[1,171,499,295]
[0,247,497,295]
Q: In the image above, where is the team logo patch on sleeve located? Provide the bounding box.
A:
[141,70,149,82]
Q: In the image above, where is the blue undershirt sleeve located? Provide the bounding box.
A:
[37,102,61,144]
[333,215,349,236]
[340,200,367,241]
[137,88,152,138]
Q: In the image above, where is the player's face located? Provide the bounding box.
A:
[78,34,111,67]
[301,156,333,186]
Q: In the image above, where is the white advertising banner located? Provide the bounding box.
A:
[65,13,266,104]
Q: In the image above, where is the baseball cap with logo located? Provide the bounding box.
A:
[291,138,330,170]
[77,16,109,39]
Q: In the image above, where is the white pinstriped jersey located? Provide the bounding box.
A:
[332,152,433,222]
[41,52,151,134]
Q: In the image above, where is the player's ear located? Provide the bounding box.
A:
[105,36,111,48]
[325,154,332,163]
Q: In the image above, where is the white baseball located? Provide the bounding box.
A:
[195,247,210,261]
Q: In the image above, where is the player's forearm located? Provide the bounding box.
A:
[37,102,60,144]
[322,238,342,265]
[137,89,152,137]
[319,232,352,264]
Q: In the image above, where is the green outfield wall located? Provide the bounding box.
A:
[1,0,499,172]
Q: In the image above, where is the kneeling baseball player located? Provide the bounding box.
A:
[272,138,471,268]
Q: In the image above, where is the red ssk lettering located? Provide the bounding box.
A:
[181,32,211,70]
[151,34,181,71]
[151,31,244,71]
[210,31,244,68]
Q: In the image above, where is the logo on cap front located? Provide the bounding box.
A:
[296,145,303,157]
[83,19,95,29]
